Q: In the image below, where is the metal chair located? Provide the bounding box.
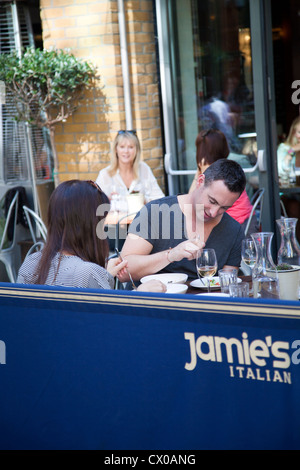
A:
[23,206,47,244]
[280,198,288,218]
[244,188,265,237]
[0,192,19,283]
[24,241,45,259]
[22,206,47,258]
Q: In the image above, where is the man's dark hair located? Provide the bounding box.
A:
[203,159,246,196]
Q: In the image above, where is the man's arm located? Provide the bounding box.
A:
[120,233,204,281]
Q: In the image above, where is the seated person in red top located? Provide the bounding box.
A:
[189,129,256,233]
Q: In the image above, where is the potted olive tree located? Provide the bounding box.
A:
[0,47,99,186]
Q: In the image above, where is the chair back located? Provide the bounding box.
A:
[244,188,265,236]
[25,241,45,259]
[23,206,47,244]
[280,199,288,218]
[0,192,19,252]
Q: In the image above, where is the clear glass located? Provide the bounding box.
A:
[241,238,256,274]
[196,248,217,293]
[281,159,296,188]
[167,0,256,194]
[276,218,300,266]
[251,232,279,299]
[218,268,237,294]
[229,282,249,298]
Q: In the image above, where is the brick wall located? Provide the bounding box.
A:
[40,0,165,193]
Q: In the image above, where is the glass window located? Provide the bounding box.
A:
[167,0,257,194]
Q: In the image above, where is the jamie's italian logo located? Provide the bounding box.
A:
[184,332,300,385]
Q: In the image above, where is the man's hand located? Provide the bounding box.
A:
[167,238,205,263]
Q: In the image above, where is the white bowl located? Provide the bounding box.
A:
[166,283,188,294]
[140,273,188,285]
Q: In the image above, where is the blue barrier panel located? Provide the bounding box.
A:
[0,282,299,450]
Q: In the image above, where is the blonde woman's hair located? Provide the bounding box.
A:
[286,116,300,146]
[108,131,141,179]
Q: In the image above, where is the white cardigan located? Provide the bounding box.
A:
[96,161,164,211]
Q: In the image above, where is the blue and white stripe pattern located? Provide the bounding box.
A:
[17,251,114,290]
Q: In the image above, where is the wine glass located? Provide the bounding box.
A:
[241,238,256,275]
[196,248,218,293]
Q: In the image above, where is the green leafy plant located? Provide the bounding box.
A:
[0,47,99,185]
[276,263,294,271]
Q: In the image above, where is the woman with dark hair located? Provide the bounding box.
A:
[17,180,165,292]
[189,129,255,233]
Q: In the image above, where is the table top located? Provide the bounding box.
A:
[186,275,252,295]
[279,185,300,194]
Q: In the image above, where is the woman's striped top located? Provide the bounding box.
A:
[17,251,114,290]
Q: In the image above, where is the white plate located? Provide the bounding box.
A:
[140,273,188,285]
[196,292,230,297]
[190,277,242,290]
[165,284,188,294]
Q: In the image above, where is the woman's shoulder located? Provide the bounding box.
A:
[138,160,152,172]
[96,166,115,187]
[71,255,104,272]
[19,250,42,270]
[98,165,111,176]
[63,255,112,288]
[74,258,113,289]
[278,142,290,153]
[17,251,42,283]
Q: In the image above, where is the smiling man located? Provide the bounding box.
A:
[121,159,246,281]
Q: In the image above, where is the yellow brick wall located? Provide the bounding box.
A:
[40,0,165,193]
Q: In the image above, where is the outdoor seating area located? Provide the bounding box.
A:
[1,0,300,453]
[0,169,299,451]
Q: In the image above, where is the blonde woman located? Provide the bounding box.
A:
[277,116,300,184]
[278,117,300,239]
[96,130,164,212]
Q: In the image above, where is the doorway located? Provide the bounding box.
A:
[155,0,298,241]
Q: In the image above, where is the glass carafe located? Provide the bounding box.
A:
[251,232,279,299]
[276,218,300,266]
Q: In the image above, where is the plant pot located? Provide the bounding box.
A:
[268,266,300,301]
